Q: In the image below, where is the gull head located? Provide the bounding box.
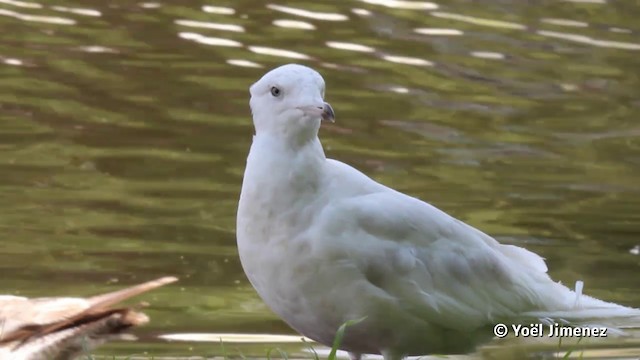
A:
[250,64,334,142]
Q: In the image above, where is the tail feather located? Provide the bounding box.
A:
[524,281,640,330]
[573,280,583,308]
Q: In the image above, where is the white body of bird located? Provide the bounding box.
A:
[236,64,639,360]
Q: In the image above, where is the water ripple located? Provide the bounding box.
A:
[541,18,589,28]
[351,8,372,16]
[272,19,315,30]
[1,57,23,66]
[159,333,312,343]
[0,0,40,8]
[470,51,505,60]
[609,27,631,34]
[267,4,348,21]
[357,0,438,10]
[2,0,640,358]
[77,45,118,53]
[175,19,244,33]
[431,11,526,30]
[50,6,101,17]
[138,2,160,9]
[381,54,433,66]
[248,45,310,60]
[178,32,242,47]
[326,41,376,53]
[538,30,640,50]
[414,27,463,36]
[226,59,262,68]
[0,7,75,24]
[563,0,606,3]
[202,5,235,15]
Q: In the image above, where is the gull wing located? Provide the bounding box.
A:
[318,162,634,332]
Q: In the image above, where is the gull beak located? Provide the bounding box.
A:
[321,102,335,123]
[298,102,336,123]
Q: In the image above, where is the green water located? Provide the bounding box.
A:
[0,0,639,358]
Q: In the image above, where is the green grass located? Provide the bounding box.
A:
[559,336,584,359]
[328,317,367,360]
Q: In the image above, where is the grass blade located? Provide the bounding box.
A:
[328,317,367,360]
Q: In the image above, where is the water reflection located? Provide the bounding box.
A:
[609,27,631,33]
[414,28,463,36]
[1,57,23,66]
[381,54,433,66]
[351,8,372,16]
[430,11,526,30]
[1,0,640,358]
[326,41,376,53]
[563,0,606,3]
[0,0,39,8]
[227,59,262,68]
[470,51,505,60]
[159,333,312,343]
[50,6,101,17]
[541,18,589,28]
[273,19,316,30]
[0,7,75,24]
[267,4,348,21]
[248,46,310,60]
[202,5,235,15]
[537,30,640,50]
[178,32,242,47]
[175,19,244,33]
[139,2,161,9]
[388,86,410,94]
[357,0,438,10]
[78,45,118,53]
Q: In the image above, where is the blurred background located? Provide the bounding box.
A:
[0,0,639,358]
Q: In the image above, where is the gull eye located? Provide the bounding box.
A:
[270,86,282,97]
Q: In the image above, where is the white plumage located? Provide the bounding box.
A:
[236,64,639,360]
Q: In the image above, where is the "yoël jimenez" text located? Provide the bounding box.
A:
[511,323,608,338]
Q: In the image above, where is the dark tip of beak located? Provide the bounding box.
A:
[321,102,335,123]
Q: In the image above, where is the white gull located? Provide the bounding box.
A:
[236,63,639,360]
